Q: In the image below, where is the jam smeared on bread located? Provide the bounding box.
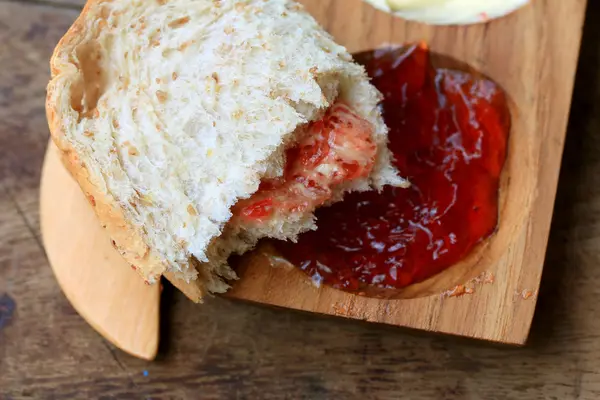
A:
[276,45,510,292]
[234,102,377,223]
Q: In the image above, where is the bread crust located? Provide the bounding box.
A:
[46,0,208,301]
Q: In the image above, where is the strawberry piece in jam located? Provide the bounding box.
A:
[233,102,378,224]
[239,198,274,220]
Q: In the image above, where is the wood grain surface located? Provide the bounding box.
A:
[2,0,600,399]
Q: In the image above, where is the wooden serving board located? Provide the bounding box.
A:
[228,0,588,344]
[40,145,161,360]
[40,0,587,348]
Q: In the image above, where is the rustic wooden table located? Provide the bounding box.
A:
[1,1,599,399]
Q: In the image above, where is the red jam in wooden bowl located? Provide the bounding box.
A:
[275,44,510,292]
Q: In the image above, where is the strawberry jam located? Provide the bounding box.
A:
[276,44,510,292]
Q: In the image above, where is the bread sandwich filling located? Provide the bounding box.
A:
[233,101,377,227]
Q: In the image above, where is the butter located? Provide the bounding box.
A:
[386,0,447,10]
[363,0,529,25]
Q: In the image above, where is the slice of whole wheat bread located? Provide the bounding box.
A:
[46,0,407,302]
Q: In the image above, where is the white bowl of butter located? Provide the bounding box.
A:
[364,0,530,25]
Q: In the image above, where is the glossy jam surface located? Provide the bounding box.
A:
[276,45,510,291]
[233,102,377,224]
